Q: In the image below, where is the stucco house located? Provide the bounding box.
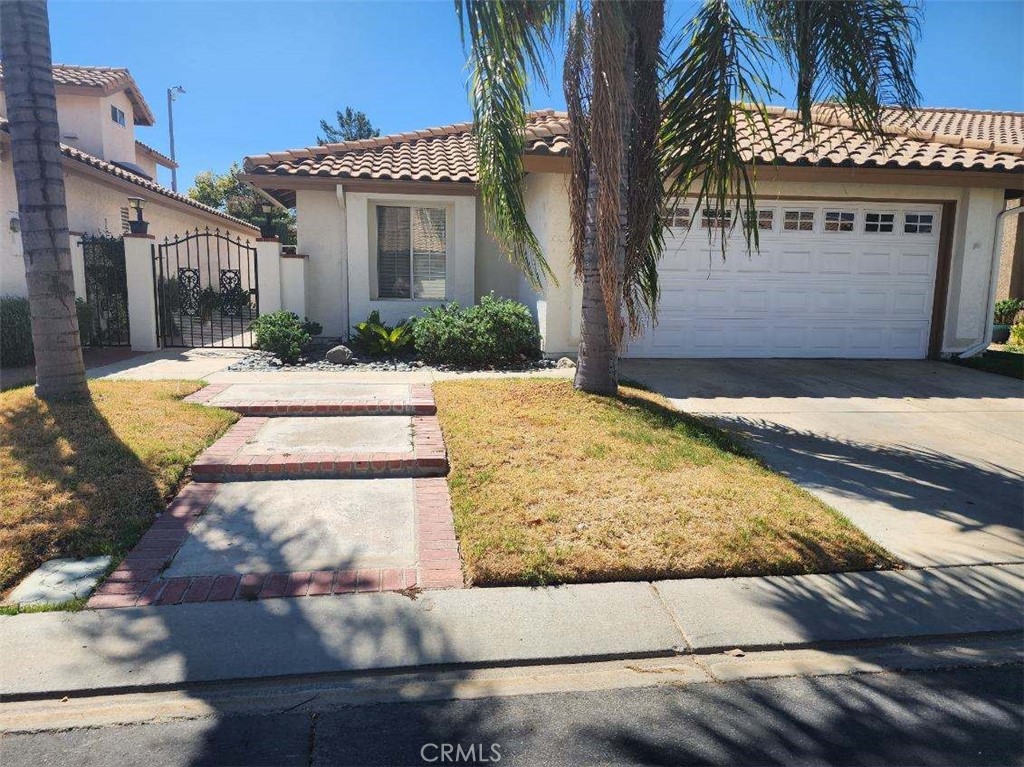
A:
[242,106,1022,361]
[0,64,259,302]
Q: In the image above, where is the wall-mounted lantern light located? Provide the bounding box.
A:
[260,202,275,238]
[8,212,19,234]
[127,196,149,235]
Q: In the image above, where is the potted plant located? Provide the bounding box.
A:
[993,298,1024,343]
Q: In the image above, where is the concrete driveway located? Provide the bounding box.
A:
[621,359,1024,567]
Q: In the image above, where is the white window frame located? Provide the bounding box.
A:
[111,105,126,127]
[374,204,448,301]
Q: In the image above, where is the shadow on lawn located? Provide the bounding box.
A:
[1,393,159,592]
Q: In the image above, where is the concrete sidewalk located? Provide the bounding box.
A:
[2,563,1021,699]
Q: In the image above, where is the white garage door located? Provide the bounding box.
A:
[624,201,942,359]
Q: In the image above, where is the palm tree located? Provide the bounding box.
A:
[1,0,88,399]
[457,0,919,395]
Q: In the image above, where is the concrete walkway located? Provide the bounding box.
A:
[622,359,1024,568]
[2,563,1021,698]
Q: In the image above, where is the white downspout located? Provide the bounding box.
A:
[958,202,1024,358]
[336,184,349,339]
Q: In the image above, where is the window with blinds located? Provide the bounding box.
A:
[376,205,447,300]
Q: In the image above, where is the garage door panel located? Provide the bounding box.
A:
[625,200,940,359]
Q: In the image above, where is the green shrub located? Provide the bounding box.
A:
[414,294,541,368]
[75,298,96,347]
[1,296,33,367]
[250,310,319,364]
[994,298,1024,325]
[1010,321,1024,348]
[351,310,416,358]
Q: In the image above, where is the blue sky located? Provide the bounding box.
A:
[49,0,1024,191]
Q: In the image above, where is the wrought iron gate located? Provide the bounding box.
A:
[81,234,130,346]
[152,228,259,348]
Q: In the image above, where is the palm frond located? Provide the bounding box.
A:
[564,5,592,282]
[456,0,565,289]
[754,0,921,134]
[661,0,777,257]
[623,0,665,335]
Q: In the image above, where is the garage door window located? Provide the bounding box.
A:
[783,210,815,232]
[666,204,691,228]
[701,208,732,229]
[745,209,774,231]
[904,213,934,234]
[865,212,895,233]
[824,210,856,232]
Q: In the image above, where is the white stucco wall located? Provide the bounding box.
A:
[344,190,476,329]
[0,156,258,298]
[295,188,348,336]
[474,201,520,300]
[99,91,136,167]
[521,171,576,355]
[52,93,105,159]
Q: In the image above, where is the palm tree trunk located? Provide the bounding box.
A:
[1,0,88,399]
[574,21,636,396]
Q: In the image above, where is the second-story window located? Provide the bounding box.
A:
[111,105,126,127]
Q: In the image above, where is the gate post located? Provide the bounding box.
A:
[256,237,282,314]
[123,233,159,351]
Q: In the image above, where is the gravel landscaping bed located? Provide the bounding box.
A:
[225,345,561,374]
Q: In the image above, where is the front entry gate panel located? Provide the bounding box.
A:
[81,235,130,347]
[153,229,259,348]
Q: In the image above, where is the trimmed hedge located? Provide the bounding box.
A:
[1,295,97,367]
[413,294,541,368]
[0,296,33,367]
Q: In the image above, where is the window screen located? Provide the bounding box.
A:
[412,207,446,300]
[376,205,446,299]
[377,206,412,298]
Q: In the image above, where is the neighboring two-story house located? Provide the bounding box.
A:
[0,63,259,300]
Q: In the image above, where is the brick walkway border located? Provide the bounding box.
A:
[191,415,447,480]
[184,383,436,416]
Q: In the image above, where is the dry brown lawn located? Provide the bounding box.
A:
[0,380,236,593]
[434,378,895,586]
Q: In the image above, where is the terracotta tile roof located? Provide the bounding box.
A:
[244,105,1024,184]
[0,63,155,126]
[0,117,258,232]
[243,110,567,182]
[135,139,178,169]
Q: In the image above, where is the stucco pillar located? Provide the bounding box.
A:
[69,232,87,300]
[123,233,158,351]
[255,237,282,314]
[280,252,308,319]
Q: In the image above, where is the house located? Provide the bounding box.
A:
[241,105,1023,360]
[0,64,259,302]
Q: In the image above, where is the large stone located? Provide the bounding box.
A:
[325,345,354,365]
[556,357,576,369]
[4,556,111,607]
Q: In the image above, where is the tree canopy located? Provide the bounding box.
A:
[188,163,295,243]
[318,106,380,144]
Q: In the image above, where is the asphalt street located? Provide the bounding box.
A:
[2,665,1021,767]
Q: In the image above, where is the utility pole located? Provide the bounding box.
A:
[167,85,185,191]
